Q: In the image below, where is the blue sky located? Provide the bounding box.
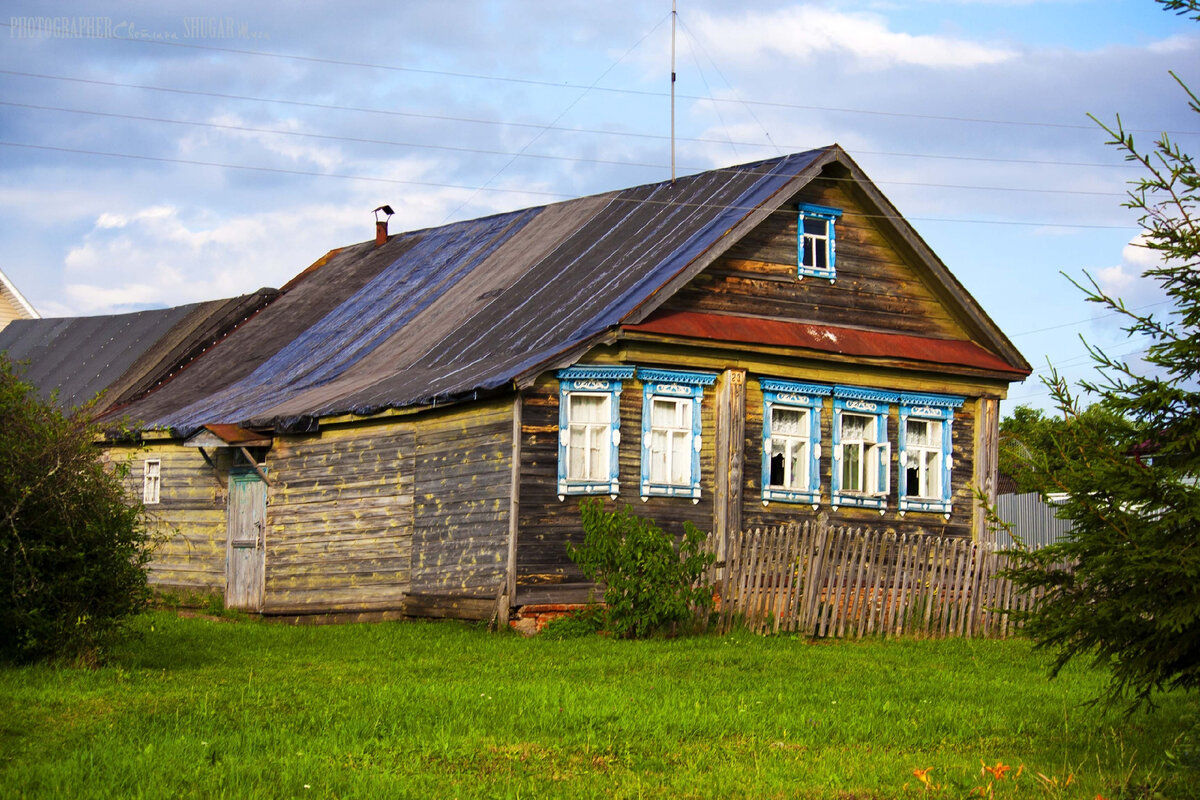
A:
[2,1,1197,416]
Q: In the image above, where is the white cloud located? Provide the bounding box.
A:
[1092,233,1170,315]
[686,6,1016,70]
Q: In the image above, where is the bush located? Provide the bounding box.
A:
[538,604,606,640]
[0,355,151,664]
[566,499,715,638]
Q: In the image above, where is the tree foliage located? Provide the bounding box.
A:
[0,354,151,664]
[999,404,1136,495]
[567,499,715,638]
[1004,30,1200,708]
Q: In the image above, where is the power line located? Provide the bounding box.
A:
[0,139,1139,230]
[4,21,1196,136]
[0,69,1148,172]
[1010,299,1173,336]
[2,100,1134,200]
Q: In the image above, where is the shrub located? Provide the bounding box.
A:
[538,604,606,640]
[0,355,151,664]
[566,499,715,638]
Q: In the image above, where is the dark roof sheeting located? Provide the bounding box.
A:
[114,151,829,433]
[101,147,1027,435]
[0,289,277,412]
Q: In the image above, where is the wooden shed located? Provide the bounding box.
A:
[91,146,1028,620]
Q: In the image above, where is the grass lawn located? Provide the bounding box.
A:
[2,611,1198,799]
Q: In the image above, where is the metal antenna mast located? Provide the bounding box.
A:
[670,0,677,182]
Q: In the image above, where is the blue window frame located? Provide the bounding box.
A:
[557,365,635,500]
[798,203,842,282]
[638,368,716,502]
[831,385,897,512]
[760,379,830,507]
[898,392,963,518]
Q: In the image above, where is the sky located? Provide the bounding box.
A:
[2,1,1197,417]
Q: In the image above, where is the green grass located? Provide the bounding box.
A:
[2,612,1198,799]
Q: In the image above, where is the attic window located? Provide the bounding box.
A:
[898,392,964,518]
[556,365,635,500]
[798,203,842,282]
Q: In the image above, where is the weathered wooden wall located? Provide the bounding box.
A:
[409,398,514,618]
[670,177,966,340]
[263,423,415,615]
[516,372,716,603]
[110,442,228,595]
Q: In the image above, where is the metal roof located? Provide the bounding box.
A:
[113,151,828,433]
[622,310,1028,377]
[0,290,277,413]
[101,147,1027,435]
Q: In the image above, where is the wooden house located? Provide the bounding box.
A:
[93,146,1029,620]
[0,267,39,331]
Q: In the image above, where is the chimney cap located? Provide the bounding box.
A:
[373,205,394,221]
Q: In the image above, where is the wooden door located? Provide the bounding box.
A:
[226,468,266,610]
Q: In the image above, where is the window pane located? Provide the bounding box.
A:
[588,427,605,479]
[670,431,690,484]
[772,407,804,435]
[770,443,786,487]
[568,426,588,479]
[571,394,608,424]
[649,429,668,483]
[924,449,941,497]
[803,217,827,236]
[842,444,862,492]
[651,398,678,428]
[906,419,935,448]
[842,414,871,441]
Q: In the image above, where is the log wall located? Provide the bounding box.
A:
[263,423,415,614]
[673,178,965,340]
[110,442,228,595]
[409,398,514,618]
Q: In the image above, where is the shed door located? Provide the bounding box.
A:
[226,468,266,611]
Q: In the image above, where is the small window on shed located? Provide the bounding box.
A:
[143,459,161,505]
[797,203,842,282]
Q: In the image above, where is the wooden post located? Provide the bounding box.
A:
[713,369,746,567]
[503,394,522,617]
[972,397,1001,543]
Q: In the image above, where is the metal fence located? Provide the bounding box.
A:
[993,492,1072,550]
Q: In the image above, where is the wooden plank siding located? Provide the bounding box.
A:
[516,372,716,601]
[665,178,967,341]
[109,443,228,594]
[262,424,415,615]
[409,398,514,618]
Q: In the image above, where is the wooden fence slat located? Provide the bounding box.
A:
[702,519,1047,641]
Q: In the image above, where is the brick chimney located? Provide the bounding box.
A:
[373,205,394,247]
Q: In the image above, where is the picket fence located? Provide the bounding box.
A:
[707,521,1046,638]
